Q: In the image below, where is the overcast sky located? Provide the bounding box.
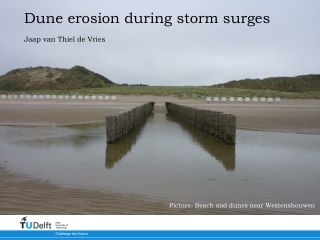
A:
[1,0,319,86]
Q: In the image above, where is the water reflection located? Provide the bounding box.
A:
[105,116,149,169]
[9,122,105,149]
[166,113,236,171]
[1,113,320,214]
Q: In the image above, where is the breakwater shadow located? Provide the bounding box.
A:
[105,115,150,169]
[166,113,236,171]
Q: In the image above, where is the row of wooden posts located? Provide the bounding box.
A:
[105,102,154,143]
[165,102,236,145]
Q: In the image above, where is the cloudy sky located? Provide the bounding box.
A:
[1,0,319,86]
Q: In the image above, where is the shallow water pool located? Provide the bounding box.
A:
[0,113,319,214]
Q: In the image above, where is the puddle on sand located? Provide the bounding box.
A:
[0,113,320,214]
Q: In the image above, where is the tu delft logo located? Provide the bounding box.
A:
[20,216,52,229]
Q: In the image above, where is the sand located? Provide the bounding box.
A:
[1,96,319,215]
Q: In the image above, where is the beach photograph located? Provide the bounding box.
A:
[1,0,320,216]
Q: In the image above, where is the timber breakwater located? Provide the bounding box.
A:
[106,102,154,143]
[165,102,236,145]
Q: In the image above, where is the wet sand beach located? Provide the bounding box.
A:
[0,96,319,215]
[1,165,281,215]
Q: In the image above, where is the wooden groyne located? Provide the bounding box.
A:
[106,102,154,143]
[165,102,236,145]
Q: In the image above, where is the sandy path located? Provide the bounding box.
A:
[0,96,319,215]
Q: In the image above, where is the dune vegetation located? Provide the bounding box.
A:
[1,66,319,99]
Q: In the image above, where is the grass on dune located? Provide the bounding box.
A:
[0,86,320,99]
